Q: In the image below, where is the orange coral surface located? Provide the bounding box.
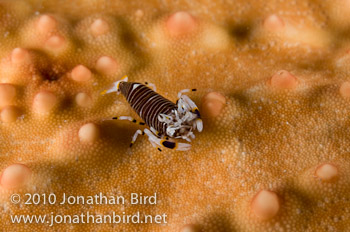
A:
[0,0,350,231]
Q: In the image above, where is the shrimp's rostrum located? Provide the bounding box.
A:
[101,76,203,151]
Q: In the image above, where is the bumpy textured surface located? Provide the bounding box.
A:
[0,0,350,231]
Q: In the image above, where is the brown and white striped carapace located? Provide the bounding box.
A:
[101,76,203,151]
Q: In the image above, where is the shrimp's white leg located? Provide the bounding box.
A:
[177,88,197,99]
[130,130,144,147]
[112,116,145,125]
[150,127,161,137]
[100,75,128,95]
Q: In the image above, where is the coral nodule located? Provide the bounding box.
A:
[0,0,349,231]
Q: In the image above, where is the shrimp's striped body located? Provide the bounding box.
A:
[119,82,176,135]
[101,76,203,151]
